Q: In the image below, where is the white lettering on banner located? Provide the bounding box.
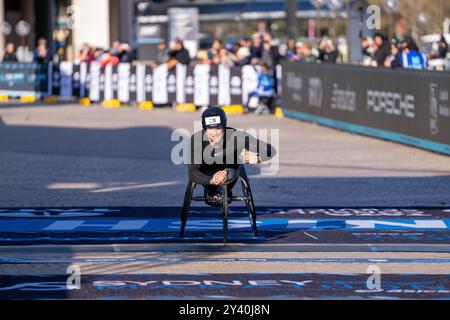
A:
[88,62,101,102]
[176,64,186,103]
[331,83,356,112]
[136,64,146,103]
[367,90,415,118]
[117,63,130,103]
[308,78,323,108]
[152,64,168,104]
[103,64,113,101]
[194,64,210,106]
[218,65,231,106]
[286,71,302,102]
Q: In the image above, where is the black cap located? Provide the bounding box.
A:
[201,106,227,129]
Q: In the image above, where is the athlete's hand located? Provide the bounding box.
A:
[242,150,260,164]
[210,171,227,185]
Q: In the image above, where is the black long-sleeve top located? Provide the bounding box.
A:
[188,127,277,185]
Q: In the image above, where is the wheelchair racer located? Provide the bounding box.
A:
[189,107,276,206]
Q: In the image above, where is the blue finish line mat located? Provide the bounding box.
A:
[0,273,448,300]
[0,207,449,244]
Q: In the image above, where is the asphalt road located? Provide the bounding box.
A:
[0,104,449,207]
[0,103,449,300]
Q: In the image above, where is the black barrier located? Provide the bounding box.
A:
[281,61,450,155]
[0,62,49,98]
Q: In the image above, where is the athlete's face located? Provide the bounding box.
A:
[206,127,225,148]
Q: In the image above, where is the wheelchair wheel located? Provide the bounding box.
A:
[240,177,258,237]
[222,185,229,244]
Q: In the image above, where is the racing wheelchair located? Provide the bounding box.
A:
[179,165,258,244]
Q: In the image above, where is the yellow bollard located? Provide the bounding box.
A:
[138,101,154,110]
[80,98,91,107]
[44,96,57,103]
[0,95,9,102]
[102,100,121,108]
[175,103,197,112]
[20,95,37,103]
[274,107,284,118]
[222,105,244,115]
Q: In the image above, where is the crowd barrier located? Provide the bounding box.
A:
[281,61,450,155]
[1,62,284,111]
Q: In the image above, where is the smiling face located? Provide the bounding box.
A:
[206,127,225,148]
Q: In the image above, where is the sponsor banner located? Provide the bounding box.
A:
[185,65,195,104]
[282,61,450,153]
[153,63,168,104]
[103,64,113,101]
[59,62,73,97]
[176,64,186,104]
[51,63,61,96]
[144,65,153,102]
[167,66,177,104]
[129,65,138,103]
[98,65,106,102]
[229,67,243,105]
[194,64,210,106]
[209,64,219,106]
[117,63,131,103]
[218,64,231,106]
[135,63,146,103]
[0,62,48,97]
[88,62,101,102]
[111,65,119,100]
[72,63,81,98]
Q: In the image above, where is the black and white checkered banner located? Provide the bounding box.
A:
[54,62,262,106]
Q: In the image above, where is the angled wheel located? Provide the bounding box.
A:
[222,185,229,244]
[179,182,196,238]
[240,167,258,237]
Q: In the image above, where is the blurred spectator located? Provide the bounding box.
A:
[149,40,169,68]
[300,43,317,63]
[168,38,191,68]
[80,43,95,64]
[2,43,18,62]
[111,40,121,56]
[208,39,223,62]
[245,62,275,114]
[317,38,338,63]
[373,32,390,67]
[250,33,263,60]
[430,35,449,60]
[33,38,52,64]
[437,35,449,58]
[285,37,296,60]
[361,36,376,66]
[218,47,234,68]
[260,36,280,68]
[233,46,251,66]
[384,41,402,69]
[118,43,134,63]
[99,49,119,68]
[401,37,427,70]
